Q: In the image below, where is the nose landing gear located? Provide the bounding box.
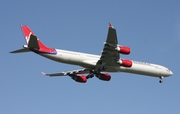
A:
[159,76,164,83]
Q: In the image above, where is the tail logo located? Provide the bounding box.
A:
[25,32,33,44]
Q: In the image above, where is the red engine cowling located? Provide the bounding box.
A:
[116,46,131,55]
[97,73,111,81]
[73,76,87,83]
[118,59,132,67]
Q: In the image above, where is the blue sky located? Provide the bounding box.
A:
[1,0,180,113]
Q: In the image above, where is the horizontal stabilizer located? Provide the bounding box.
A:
[10,48,30,53]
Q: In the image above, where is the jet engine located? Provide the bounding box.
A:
[72,75,87,83]
[96,73,111,81]
[115,46,131,55]
[117,59,132,67]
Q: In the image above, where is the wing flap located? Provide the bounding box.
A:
[42,68,89,76]
[42,72,65,76]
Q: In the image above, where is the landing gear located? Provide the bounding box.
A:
[159,76,163,83]
[86,70,95,79]
[86,66,106,79]
[86,73,94,79]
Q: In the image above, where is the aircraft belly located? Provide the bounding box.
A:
[57,53,83,65]
[119,63,162,77]
[39,51,98,68]
[81,60,97,68]
[38,53,60,62]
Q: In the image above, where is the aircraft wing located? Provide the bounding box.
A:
[42,68,89,76]
[98,23,119,67]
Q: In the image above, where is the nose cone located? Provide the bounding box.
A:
[166,69,173,76]
[169,70,173,75]
[162,69,173,77]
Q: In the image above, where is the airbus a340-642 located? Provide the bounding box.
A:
[10,23,173,83]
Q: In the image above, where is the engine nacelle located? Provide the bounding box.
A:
[72,75,87,83]
[97,73,111,81]
[115,46,131,55]
[118,59,132,67]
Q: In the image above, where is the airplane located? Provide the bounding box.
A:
[10,23,173,83]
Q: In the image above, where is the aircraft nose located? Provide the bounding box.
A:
[169,70,173,75]
[165,69,173,76]
[167,69,173,76]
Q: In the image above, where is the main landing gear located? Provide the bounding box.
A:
[86,73,94,79]
[159,76,164,83]
[86,70,95,79]
[86,66,106,79]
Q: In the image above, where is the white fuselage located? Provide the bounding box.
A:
[39,49,173,77]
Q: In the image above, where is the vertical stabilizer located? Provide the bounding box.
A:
[10,25,57,54]
[21,25,35,44]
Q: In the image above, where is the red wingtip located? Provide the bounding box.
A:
[108,23,114,28]
[42,72,46,75]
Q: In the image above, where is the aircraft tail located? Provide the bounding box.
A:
[10,25,57,54]
[21,25,35,44]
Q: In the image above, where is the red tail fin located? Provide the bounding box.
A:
[21,25,35,44]
[20,25,57,54]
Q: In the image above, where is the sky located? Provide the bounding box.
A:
[1,0,180,113]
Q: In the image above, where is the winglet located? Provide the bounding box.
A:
[108,23,114,28]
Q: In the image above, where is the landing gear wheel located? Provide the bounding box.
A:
[86,73,94,79]
[159,76,164,83]
[159,80,163,83]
